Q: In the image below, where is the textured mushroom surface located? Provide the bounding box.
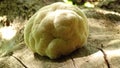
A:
[24,2,89,59]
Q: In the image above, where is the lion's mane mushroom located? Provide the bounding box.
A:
[24,2,89,59]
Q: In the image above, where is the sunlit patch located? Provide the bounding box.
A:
[105,49,120,58]
[0,26,17,40]
[84,2,94,8]
[0,16,7,22]
[96,9,120,16]
[63,0,73,5]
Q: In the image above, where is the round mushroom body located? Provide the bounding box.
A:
[24,2,89,59]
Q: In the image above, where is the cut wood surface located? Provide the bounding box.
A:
[0,17,120,68]
[0,1,120,67]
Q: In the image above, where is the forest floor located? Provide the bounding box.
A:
[0,1,120,68]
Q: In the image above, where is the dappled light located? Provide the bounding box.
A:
[0,0,120,68]
[105,49,120,57]
[63,0,73,4]
[84,2,95,8]
[95,9,120,16]
[0,26,17,40]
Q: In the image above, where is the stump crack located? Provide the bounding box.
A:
[70,57,78,68]
[97,48,110,68]
[12,56,28,68]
